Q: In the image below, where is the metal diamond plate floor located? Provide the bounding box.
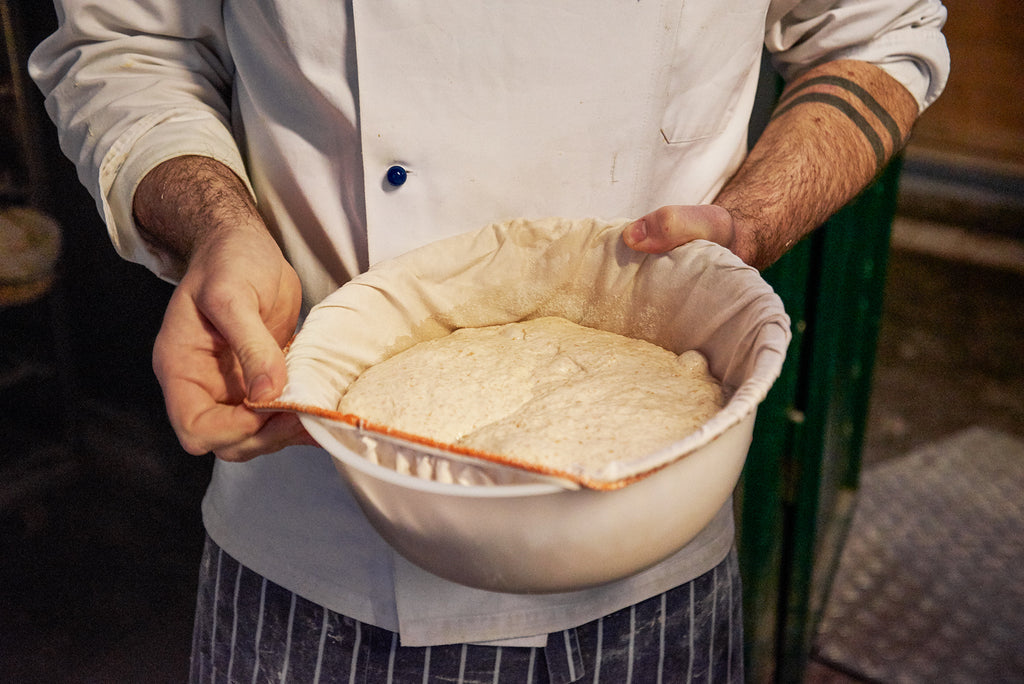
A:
[814,427,1024,683]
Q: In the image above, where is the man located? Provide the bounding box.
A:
[31,2,948,681]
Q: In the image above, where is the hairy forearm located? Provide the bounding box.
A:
[716,60,919,269]
[133,155,265,270]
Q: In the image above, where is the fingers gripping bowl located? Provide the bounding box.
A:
[262,217,790,593]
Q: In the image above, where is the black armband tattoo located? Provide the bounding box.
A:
[772,92,886,171]
[778,75,903,151]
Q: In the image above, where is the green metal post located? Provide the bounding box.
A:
[738,160,904,682]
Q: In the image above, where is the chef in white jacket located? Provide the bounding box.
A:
[31,1,948,681]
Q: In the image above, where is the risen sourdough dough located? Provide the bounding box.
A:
[338,316,725,473]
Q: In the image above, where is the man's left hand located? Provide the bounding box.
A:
[622,204,740,258]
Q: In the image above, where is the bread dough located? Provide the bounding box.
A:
[338,316,724,472]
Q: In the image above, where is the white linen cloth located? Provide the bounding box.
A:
[269,217,790,490]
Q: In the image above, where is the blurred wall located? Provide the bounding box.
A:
[908,0,1024,168]
[898,1,1024,236]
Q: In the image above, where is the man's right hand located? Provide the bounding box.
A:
[135,156,312,461]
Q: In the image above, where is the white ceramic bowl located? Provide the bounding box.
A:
[279,218,790,593]
[303,408,757,593]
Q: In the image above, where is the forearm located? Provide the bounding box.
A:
[136,154,304,459]
[133,155,268,271]
[716,59,919,270]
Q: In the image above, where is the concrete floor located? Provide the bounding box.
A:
[1,218,1022,683]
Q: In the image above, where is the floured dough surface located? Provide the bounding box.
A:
[338,316,724,473]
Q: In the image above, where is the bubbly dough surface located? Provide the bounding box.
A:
[338,316,724,472]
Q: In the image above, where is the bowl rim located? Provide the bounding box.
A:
[302,416,572,498]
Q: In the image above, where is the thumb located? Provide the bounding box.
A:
[235,324,288,404]
[210,297,289,404]
[623,205,735,254]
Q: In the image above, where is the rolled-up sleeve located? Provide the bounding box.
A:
[766,0,950,112]
[29,1,251,280]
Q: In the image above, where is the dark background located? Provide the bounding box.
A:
[2,3,210,680]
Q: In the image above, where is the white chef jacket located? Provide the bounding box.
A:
[31,0,948,646]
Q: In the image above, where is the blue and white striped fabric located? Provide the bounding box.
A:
[189,536,742,683]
